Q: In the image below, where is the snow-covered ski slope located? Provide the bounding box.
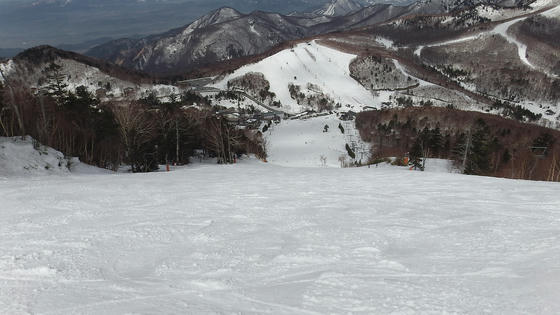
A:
[265,115,370,167]
[213,41,375,114]
[1,161,560,314]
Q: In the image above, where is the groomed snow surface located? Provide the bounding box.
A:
[265,115,369,168]
[1,159,560,314]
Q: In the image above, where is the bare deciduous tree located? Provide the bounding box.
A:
[112,102,157,172]
[0,68,25,137]
[204,115,239,164]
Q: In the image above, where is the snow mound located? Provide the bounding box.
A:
[0,137,71,177]
[213,41,375,114]
[0,137,109,177]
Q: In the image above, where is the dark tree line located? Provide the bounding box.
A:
[356,107,560,181]
[0,63,267,172]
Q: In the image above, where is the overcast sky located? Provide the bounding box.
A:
[0,0,328,49]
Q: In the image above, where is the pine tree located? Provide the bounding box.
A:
[452,132,468,169]
[443,133,451,158]
[429,126,443,157]
[42,63,68,103]
[409,138,424,171]
[465,119,491,175]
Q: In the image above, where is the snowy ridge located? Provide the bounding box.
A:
[54,59,181,100]
[315,0,364,16]
[213,41,375,114]
[3,55,182,102]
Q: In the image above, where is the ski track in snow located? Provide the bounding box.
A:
[414,35,481,57]
[1,161,560,314]
[392,59,434,87]
[542,3,560,18]
[491,17,536,70]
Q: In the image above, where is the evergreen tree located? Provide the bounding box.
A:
[409,138,424,171]
[443,133,451,158]
[429,126,443,157]
[346,143,356,159]
[465,119,491,175]
[42,63,68,103]
[452,132,468,170]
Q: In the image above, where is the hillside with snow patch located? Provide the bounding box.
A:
[1,47,183,103]
[213,41,375,114]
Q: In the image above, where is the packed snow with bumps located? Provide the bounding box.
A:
[1,158,560,313]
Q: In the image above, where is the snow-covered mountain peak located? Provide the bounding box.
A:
[206,7,243,22]
[191,6,243,28]
[178,6,243,36]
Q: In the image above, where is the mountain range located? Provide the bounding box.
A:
[2,0,558,123]
[83,0,447,75]
[0,0,331,50]
[83,0,537,75]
